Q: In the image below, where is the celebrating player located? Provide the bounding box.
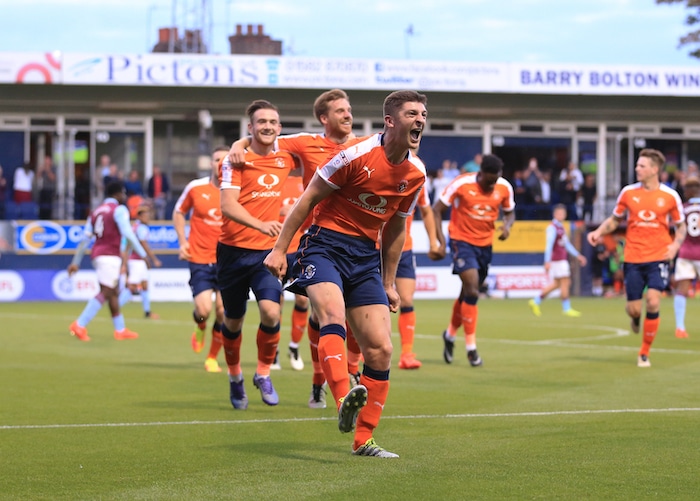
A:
[587,149,685,367]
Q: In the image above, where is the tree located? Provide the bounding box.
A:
[657,0,700,58]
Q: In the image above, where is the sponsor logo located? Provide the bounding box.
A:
[469,203,495,221]
[352,193,388,214]
[0,272,24,301]
[15,52,61,84]
[362,166,375,178]
[636,209,660,228]
[257,173,281,190]
[323,354,343,362]
[496,273,549,290]
[52,271,99,301]
[18,221,68,255]
[416,274,437,291]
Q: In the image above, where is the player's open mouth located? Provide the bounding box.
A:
[410,129,422,141]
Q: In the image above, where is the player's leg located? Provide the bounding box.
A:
[458,267,482,366]
[307,310,327,408]
[250,264,284,406]
[117,264,135,307]
[441,298,461,363]
[530,277,558,316]
[189,263,218,353]
[673,278,691,338]
[203,290,225,372]
[217,244,252,409]
[672,258,697,338]
[219,291,247,409]
[558,276,581,317]
[140,270,158,319]
[347,303,397,458]
[288,293,308,370]
[191,288,214,353]
[346,323,363,384]
[396,276,421,369]
[307,281,350,409]
[107,276,138,340]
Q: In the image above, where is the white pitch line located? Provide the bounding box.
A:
[3,407,700,431]
[413,324,700,355]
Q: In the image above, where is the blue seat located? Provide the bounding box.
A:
[18,202,38,219]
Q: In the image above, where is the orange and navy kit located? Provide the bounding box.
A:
[612,182,683,263]
[439,172,515,246]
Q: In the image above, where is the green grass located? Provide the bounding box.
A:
[1,297,699,500]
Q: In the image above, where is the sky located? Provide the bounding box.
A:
[0,0,698,67]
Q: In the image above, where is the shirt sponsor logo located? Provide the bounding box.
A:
[352,193,388,214]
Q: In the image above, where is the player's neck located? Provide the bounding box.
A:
[642,178,660,191]
[325,130,350,145]
[248,142,274,156]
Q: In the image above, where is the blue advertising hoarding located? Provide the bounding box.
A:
[13,220,181,255]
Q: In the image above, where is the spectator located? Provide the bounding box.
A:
[581,173,597,223]
[74,170,91,219]
[523,157,543,219]
[431,165,453,204]
[103,163,121,189]
[0,164,7,219]
[512,169,528,220]
[687,160,699,177]
[558,161,583,220]
[13,162,35,204]
[442,159,460,180]
[38,155,57,219]
[124,170,144,197]
[461,153,482,173]
[537,170,552,219]
[147,164,170,220]
[670,169,685,201]
[660,170,672,188]
[96,154,111,199]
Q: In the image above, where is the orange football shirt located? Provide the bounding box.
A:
[612,182,683,263]
[314,134,426,242]
[219,151,296,250]
[439,172,515,247]
[280,175,305,253]
[173,176,222,264]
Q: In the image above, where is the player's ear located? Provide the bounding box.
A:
[384,114,394,128]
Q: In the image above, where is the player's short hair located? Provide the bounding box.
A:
[480,154,504,175]
[553,203,567,212]
[212,145,229,154]
[245,100,278,121]
[639,148,665,169]
[313,89,349,122]
[383,90,427,118]
[106,180,125,198]
[685,175,700,188]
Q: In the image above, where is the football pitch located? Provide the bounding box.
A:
[1,297,699,500]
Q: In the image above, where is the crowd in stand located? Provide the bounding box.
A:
[0,154,171,221]
[427,154,698,223]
